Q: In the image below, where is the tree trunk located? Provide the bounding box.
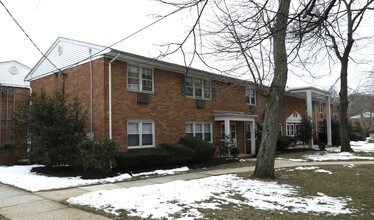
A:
[253,0,290,179]
[339,58,354,152]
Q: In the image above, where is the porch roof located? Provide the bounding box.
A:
[213,111,257,122]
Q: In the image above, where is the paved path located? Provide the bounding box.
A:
[1,159,374,219]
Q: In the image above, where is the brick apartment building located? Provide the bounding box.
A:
[0,61,31,164]
[25,37,335,156]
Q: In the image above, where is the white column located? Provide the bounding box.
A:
[306,90,313,148]
[251,121,256,154]
[326,96,332,146]
[224,119,230,138]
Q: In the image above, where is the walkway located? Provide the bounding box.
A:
[1,159,374,219]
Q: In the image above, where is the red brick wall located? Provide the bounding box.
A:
[29,57,331,155]
[0,86,30,164]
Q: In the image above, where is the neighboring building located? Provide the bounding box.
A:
[0,61,31,164]
[350,112,374,134]
[25,37,333,156]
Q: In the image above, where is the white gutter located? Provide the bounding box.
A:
[108,53,120,139]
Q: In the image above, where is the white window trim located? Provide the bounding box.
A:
[127,64,154,93]
[245,89,256,106]
[286,122,300,137]
[185,76,212,100]
[186,121,213,142]
[127,120,155,149]
[221,122,237,140]
[319,102,324,113]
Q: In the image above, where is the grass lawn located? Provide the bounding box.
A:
[76,164,373,219]
[194,165,374,220]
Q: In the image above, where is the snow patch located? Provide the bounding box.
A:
[303,152,374,161]
[0,165,188,192]
[314,169,333,174]
[68,174,353,219]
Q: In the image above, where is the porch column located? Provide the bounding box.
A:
[224,119,230,137]
[251,121,256,154]
[326,96,332,146]
[306,90,313,148]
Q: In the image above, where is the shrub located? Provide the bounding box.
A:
[350,132,366,141]
[276,136,292,150]
[159,143,195,164]
[79,139,119,174]
[0,144,15,150]
[115,148,174,171]
[297,116,313,146]
[178,136,215,163]
[318,142,326,151]
[16,90,86,168]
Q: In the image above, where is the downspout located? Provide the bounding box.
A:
[0,86,2,144]
[27,85,32,157]
[108,53,120,140]
[89,48,93,133]
[12,87,16,144]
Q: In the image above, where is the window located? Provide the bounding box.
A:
[127,65,153,92]
[184,76,212,99]
[128,120,154,148]
[245,89,256,105]
[221,123,236,140]
[286,123,300,137]
[319,102,324,113]
[333,105,338,114]
[185,122,212,142]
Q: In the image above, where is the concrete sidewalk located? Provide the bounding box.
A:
[1,159,374,219]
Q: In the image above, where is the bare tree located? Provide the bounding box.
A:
[298,0,374,152]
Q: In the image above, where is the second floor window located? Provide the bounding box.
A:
[185,76,212,99]
[246,89,256,105]
[127,65,153,93]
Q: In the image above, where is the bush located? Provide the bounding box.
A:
[16,90,86,168]
[318,142,326,151]
[79,139,119,174]
[276,136,292,150]
[350,132,366,141]
[115,148,174,171]
[0,144,15,150]
[159,143,195,164]
[178,136,215,163]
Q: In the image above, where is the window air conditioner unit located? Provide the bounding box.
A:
[196,99,205,109]
[137,93,149,104]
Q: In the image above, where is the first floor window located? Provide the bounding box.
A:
[128,120,154,148]
[286,123,300,137]
[186,122,212,142]
[319,102,324,113]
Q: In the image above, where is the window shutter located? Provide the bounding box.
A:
[211,81,216,100]
[180,75,186,96]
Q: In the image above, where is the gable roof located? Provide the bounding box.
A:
[0,60,30,87]
[25,37,110,81]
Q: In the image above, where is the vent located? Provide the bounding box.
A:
[58,45,63,55]
[137,93,149,104]
[196,99,205,109]
[9,66,19,75]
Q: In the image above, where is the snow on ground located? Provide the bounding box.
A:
[287,166,333,174]
[303,152,374,161]
[277,141,374,162]
[0,165,188,192]
[67,174,353,219]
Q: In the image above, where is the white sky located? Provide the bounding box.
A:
[0,0,373,91]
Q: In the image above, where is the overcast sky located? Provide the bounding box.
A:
[1,0,373,91]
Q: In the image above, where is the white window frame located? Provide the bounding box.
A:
[185,76,212,100]
[127,65,154,93]
[333,105,338,114]
[221,122,237,141]
[127,120,155,149]
[319,102,324,113]
[245,89,256,105]
[185,122,213,142]
[286,122,300,137]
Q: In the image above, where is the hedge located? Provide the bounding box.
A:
[178,136,215,163]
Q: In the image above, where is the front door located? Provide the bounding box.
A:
[245,123,252,154]
[221,122,237,146]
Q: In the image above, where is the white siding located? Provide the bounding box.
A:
[26,38,109,81]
